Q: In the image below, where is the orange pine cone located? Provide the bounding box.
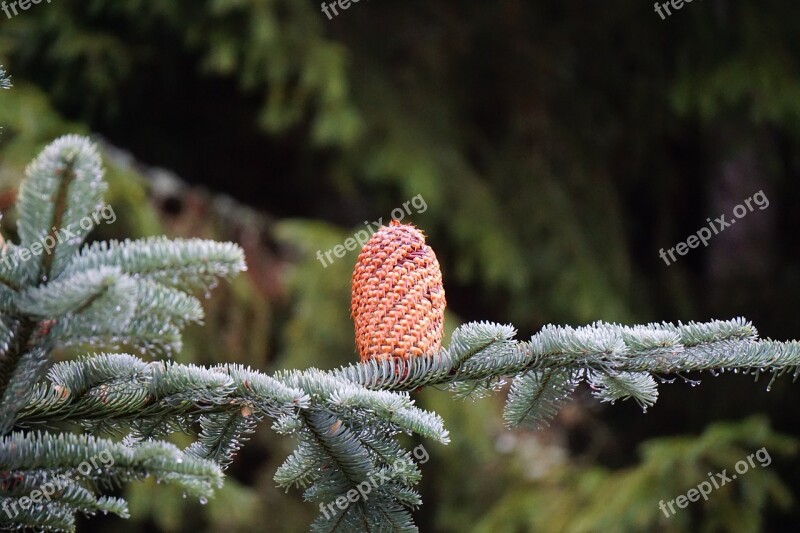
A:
[351,220,446,362]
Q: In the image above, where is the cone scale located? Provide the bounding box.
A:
[351,220,446,362]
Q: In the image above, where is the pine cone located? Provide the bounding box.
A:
[351,220,446,362]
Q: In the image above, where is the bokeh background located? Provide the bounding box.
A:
[1,1,800,531]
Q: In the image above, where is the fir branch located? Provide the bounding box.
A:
[6,317,800,532]
[0,431,224,498]
[54,316,183,358]
[274,434,324,489]
[621,339,800,374]
[185,411,259,468]
[14,357,309,432]
[133,279,205,326]
[446,321,517,364]
[16,136,106,281]
[504,369,580,429]
[16,266,134,319]
[17,357,233,425]
[0,499,82,533]
[62,237,246,293]
[0,284,16,315]
[302,409,376,489]
[309,495,418,533]
[0,244,36,291]
[0,345,52,434]
[0,320,42,434]
[587,370,659,409]
[449,376,508,400]
[0,66,10,141]
[331,319,788,393]
[270,374,441,532]
[0,486,128,533]
[0,65,10,90]
[214,364,311,418]
[0,316,17,356]
[274,369,448,443]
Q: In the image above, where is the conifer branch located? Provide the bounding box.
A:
[0,66,10,141]
[63,237,246,293]
[0,245,34,292]
[0,320,43,434]
[0,66,10,90]
[16,136,106,281]
[0,136,249,531]
[0,431,222,531]
[3,136,800,532]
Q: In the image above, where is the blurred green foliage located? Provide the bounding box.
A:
[474,416,797,533]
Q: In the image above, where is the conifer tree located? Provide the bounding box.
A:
[2,136,800,532]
